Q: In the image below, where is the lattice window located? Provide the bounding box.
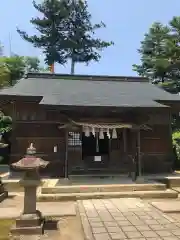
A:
[68,132,82,146]
[16,111,37,121]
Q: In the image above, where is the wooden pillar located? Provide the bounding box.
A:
[109,137,112,161]
[64,129,69,179]
[137,130,142,177]
[169,112,174,172]
[169,111,173,148]
[123,129,127,153]
[10,101,17,163]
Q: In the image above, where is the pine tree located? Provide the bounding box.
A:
[65,0,114,74]
[166,17,180,82]
[17,0,113,73]
[133,17,180,93]
[17,0,70,67]
[133,22,170,83]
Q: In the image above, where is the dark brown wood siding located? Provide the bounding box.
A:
[140,124,173,173]
[2,101,174,175]
[141,125,172,153]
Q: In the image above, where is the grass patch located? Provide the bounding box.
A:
[0,219,14,239]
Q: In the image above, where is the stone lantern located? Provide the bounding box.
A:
[10,143,49,235]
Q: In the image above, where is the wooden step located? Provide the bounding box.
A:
[37,189,178,202]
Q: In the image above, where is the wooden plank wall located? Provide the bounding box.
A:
[3,101,174,174]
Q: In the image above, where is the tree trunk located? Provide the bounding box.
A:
[70,58,75,75]
[50,63,55,73]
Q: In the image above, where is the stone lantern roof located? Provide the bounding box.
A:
[11,143,49,170]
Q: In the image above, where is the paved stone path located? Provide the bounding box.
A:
[78,198,180,240]
[0,195,76,218]
[11,231,59,240]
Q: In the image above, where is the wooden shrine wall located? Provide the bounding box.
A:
[2,101,174,175]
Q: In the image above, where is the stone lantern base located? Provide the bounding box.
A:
[10,210,44,235]
[10,175,44,235]
[0,179,8,202]
[136,176,145,183]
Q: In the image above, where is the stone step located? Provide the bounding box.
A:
[156,177,180,188]
[41,183,166,194]
[167,177,180,187]
[37,189,178,202]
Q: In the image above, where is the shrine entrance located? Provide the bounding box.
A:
[82,133,110,170]
[66,122,138,176]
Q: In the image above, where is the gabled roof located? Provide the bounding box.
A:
[0,73,180,108]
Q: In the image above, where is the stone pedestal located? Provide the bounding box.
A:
[130,172,136,182]
[60,178,71,185]
[10,170,44,235]
[136,176,145,183]
[0,178,8,202]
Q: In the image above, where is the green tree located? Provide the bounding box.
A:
[39,66,51,72]
[133,22,170,83]
[65,0,114,74]
[17,0,70,66]
[0,55,46,86]
[0,112,12,165]
[17,0,113,74]
[133,17,180,92]
[0,112,12,135]
[164,17,180,86]
[0,43,11,88]
[0,64,11,88]
[0,55,25,85]
[24,56,40,72]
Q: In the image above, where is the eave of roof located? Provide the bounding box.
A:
[39,95,169,108]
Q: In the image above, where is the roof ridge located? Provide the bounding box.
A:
[27,72,149,82]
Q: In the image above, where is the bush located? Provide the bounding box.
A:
[0,112,12,134]
[172,131,180,161]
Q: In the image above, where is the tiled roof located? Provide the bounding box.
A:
[0,73,179,107]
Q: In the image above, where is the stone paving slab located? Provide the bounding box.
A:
[77,198,180,240]
[172,187,180,193]
[0,201,76,219]
[11,231,58,240]
[151,200,180,213]
[11,216,84,239]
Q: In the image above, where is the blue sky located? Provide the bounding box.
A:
[1,0,180,76]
